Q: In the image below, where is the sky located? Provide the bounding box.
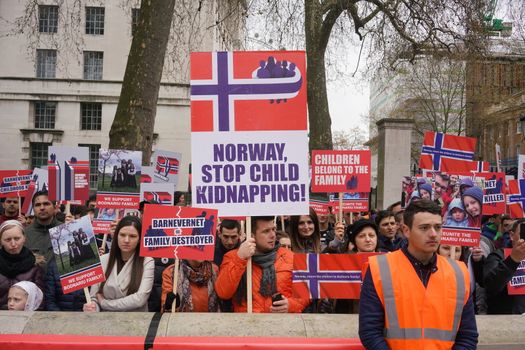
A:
[327,74,369,136]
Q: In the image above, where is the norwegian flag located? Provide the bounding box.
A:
[507,179,525,218]
[293,253,370,299]
[419,132,476,172]
[144,191,172,205]
[155,156,179,177]
[190,51,307,132]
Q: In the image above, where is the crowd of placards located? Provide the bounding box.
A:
[1,50,525,350]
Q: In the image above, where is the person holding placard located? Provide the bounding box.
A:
[44,259,85,311]
[483,219,525,314]
[0,220,44,309]
[215,216,309,313]
[328,219,380,314]
[83,216,154,312]
[160,259,220,313]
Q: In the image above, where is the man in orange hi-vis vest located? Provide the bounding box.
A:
[359,199,478,350]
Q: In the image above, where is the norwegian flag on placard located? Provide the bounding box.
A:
[419,132,477,172]
[144,191,172,205]
[293,253,377,299]
[190,51,307,132]
[155,156,179,177]
[507,179,525,218]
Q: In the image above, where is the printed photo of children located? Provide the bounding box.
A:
[436,173,484,229]
[98,149,142,193]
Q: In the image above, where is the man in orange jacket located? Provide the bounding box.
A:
[359,199,478,350]
[214,216,309,313]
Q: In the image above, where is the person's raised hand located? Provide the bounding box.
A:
[237,237,256,260]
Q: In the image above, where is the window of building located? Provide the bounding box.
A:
[131,8,140,36]
[85,7,105,35]
[518,120,522,134]
[34,101,56,129]
[38,5,58,33]
[79,143,100,189]
[30,142,51,169]
[80,103,102,130]
[83,51,103,80]
[36,49,56,78]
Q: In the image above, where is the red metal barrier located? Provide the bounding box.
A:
[0,334,365,350]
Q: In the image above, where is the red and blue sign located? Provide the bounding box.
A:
[140,205,218,260]
[507,179,525,218]
[0,170,33,198]
[191,51,306,132]
[190,51,309,217]
[419,132,476,172]
[293,253,378,299]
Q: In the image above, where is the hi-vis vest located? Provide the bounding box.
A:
[369,250,470,350]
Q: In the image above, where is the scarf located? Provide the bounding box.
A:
[236,243,280,303]
[177,260,219,312]
[12,281,43,311]
[0,247,36,278]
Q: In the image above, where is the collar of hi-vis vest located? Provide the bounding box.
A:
[376,252,466,342]
[401,246,437,286]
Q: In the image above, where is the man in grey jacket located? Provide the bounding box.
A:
[25,190,62,272]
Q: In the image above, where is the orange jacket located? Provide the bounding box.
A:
[368,250,470,350]
[161,263,219,313]
[214,247,310,313]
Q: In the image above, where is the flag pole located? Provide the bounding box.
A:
[83,287,91,304]
[338,192,343,223]
[171,258,180,313]
[246,216,252,313]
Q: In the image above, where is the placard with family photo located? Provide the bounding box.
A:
[96,149,142,208]
[433,172,483,247]
[49,216,105,293]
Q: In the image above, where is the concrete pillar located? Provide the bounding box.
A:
[376,118,414,210]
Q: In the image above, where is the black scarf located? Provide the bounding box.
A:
[0,247,36,278]
[236,243,280,303]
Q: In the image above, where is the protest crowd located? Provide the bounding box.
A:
[0,48,521,349]
[1,172,525,348]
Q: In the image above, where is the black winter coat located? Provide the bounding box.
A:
[44,260,85,311]
[483,249,525,314]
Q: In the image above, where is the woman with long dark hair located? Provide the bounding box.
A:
[83,216,154,312]
[289,207,321,254]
